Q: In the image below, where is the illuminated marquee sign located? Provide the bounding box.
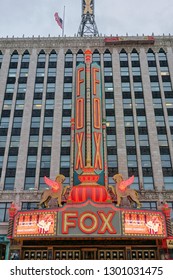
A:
[14,211,57,237]
[58,201,121,237]
[13,202,167,239]
[122,210,166,237]
[62,211,117,235]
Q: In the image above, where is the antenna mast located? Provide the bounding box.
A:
[78,0,99,37]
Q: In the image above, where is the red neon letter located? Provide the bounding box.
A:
[97,211,116,234]
[78,212,98,234]
[75,132,84,170]
[93,98,101,129]
[94,132,102,170]
[92,67,100,95]
[62,212,78,234]
[77,67,84,97]
[76,98,84,129]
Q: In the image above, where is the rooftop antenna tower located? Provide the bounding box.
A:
[78,0,99,37]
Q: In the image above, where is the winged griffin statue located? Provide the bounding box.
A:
[109,174,142,208]
[39,175,70,208]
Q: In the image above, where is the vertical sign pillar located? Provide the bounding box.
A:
[91,62,104,184]
[85,50,92,167]
[73,50,105,186]
[7,202,17,239]
[74,64,86,184]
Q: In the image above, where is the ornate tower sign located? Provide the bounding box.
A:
[74,50,104,187]
[78,0,99,36]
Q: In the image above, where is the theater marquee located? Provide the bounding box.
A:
[14,211,57,237]
[13,201,167,239]
[122,210,166,237]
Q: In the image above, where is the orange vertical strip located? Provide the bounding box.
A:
[75,132,84,170]
[94,132,102,170]
[92,67,100,95]
[76,98,84,129]
[77,67,84,97]
[93,98,101,129]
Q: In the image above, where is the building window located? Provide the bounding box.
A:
[26,155,37,168]
[36,68,45,77]
[61,135,71,147]
[143,176,154,190]
[76,49,84,64]
[0,117,10,128]
[11,51,19,62]
[127,155,137,167]
[0,150,4,169]
[167,202,173,219]
[42,135,52,147]
[0,51,3,69]
[5,84,15,94]
[4,177,15,190]
[141,201,157,210]
[24,177,35,190]
[164,177,173,190]
[0,202,11,222]
[22,202,38,210]
[40,155,51,168]
[106,116,115,127]
[107,154,117,168]
[37,50,46,62]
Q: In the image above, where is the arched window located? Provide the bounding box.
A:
[131,49,139,61]
[76,49,84,64]
[120,49,128,61]
[49,50,57,62]
[92,49,100,64]
[38,50,46,62]
[147,48,155,61]
[22,50,30,62]
[11,50,19,62]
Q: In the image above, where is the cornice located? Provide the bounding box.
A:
[139,191,173,201]
[0,35,173,54]
[0,190,173,202]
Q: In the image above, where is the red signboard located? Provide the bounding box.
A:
[104,36,155,45]
[14,211,57,237]
[122,210,166,237]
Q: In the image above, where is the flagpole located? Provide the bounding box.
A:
[62,6,65,37]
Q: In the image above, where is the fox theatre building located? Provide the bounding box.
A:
[7,49,173,260]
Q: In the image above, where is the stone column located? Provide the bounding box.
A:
[139,48,164,191]
[112,48,128,178]
[50,48,65,178]
[1,53,22,192]
[0,49,10,191]
[128,52,144,190]
[14,49,37,191]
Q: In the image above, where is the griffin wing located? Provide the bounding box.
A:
[118,175,134,191]
[44,176,61,191]
[123,175,135,187]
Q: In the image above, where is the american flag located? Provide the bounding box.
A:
[54,12,63,29]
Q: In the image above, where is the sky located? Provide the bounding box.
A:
[0,0,173,38]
